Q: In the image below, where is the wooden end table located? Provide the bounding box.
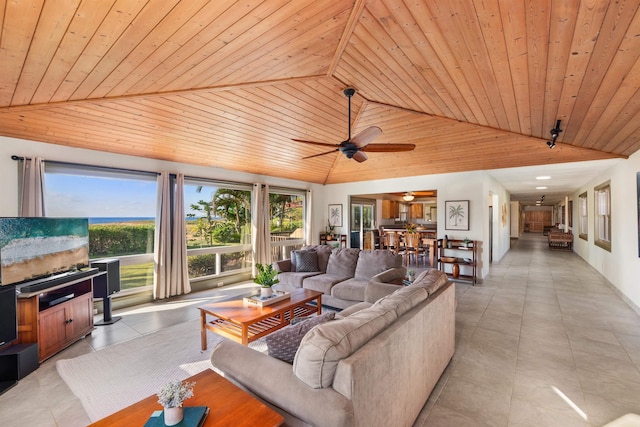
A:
[199,288,322,348]
[89,369,284,426]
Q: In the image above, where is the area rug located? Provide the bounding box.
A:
[56,318,267,422]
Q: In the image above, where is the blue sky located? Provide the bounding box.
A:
[45,174,217,218]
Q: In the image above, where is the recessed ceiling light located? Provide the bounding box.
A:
[536,176,551,180]
[536,186,547,190]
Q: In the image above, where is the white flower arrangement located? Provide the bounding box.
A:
[156,380,195,408]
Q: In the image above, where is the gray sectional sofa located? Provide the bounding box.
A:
[272,246,406,309]
[210,269,456,427]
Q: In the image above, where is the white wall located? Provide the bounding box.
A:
[572,149,640,310]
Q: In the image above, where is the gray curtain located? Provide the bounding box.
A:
[153,172,190,300]
[20,157,46,216]
[305,189,312,244]
[252,183,271,274]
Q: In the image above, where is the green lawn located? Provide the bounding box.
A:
[120,262,154,289]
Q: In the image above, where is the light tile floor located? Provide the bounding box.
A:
[418,233,640,427]
[1,233,640,426]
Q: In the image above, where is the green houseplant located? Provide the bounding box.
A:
[254,263,279,297]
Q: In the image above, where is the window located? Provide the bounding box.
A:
[594,182,611,251]
[184,180,252,281]
[45,164,158,290]
[269,189,305,261]
[579,192,588,241]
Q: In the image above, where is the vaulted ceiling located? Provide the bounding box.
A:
[0,0,637,186]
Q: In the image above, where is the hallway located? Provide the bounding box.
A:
[419,233,640,426]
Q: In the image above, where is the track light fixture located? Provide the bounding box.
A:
[546,120,562,149]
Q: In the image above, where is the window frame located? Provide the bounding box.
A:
[183,178,253,282]
[268,187,306,262]
[594,181,611,252]
[44,162,159,293]
[578,192,588,241]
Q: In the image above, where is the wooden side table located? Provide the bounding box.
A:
[89,369,284,426]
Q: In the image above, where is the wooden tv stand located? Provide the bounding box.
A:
[16,270,100,362]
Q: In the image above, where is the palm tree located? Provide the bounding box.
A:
[213,189,250,234]
[187,200,216,246]
[448,204,465,226]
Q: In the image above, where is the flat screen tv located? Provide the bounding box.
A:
[0,217,90,287]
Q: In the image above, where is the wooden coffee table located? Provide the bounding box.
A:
[89,369,284,426]
[199,288,322,348]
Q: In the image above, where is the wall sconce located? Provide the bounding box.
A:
[546,120,562,149]
[403,192,415,202]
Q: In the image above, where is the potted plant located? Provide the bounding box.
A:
[326,221,335,240]
[463,237,472,248]
[254,263,280,298]
[407,269,416,282]
[156,380,195,426]
[405,222,418,234]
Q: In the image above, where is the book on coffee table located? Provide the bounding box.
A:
[243,290,290,307]
[144,406,209,427]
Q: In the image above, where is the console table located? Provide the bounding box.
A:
[16,270,100,362]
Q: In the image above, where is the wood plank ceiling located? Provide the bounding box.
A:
[0,0,637,185]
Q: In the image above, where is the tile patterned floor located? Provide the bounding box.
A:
[417,233,640,427]
[1,233,639,426]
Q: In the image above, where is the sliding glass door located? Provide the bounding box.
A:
[350,199,375,249]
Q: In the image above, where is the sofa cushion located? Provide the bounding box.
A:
[412,269,449,295]
[372,285,429,317]
[330,278,367,302]
[335,302,372,319]
[354,250,403,280]
[326,248,360,277]
[294,250,319,272]
[265,312,335,363]
[275,271,321,289]
[300,245,333,273]
[293,305,398,388]
[303,273,350,295]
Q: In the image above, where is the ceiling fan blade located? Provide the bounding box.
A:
[350,126,382,148]
[292,139,339,148]
[302,149,339,160]
[361,143,416,152]
[352,151,368,162]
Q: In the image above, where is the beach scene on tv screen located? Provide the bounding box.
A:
[0,218,89,286]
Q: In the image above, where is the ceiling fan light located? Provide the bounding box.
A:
[403,192,415,201]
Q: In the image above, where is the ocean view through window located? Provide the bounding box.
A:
[45,166,158,290]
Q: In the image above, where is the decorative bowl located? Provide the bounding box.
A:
[441,257,457,263]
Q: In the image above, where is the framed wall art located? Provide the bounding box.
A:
[445,200,469,231]
[328,204,343,227]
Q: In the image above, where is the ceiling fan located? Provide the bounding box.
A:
[293,88,416,163]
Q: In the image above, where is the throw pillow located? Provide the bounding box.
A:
[265,312,335,363]
[294,250,319,272]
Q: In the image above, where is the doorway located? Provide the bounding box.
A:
[350,200,375,249]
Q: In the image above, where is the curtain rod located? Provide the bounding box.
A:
[11,155,160,176]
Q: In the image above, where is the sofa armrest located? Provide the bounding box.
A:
[372,267,406,285]
[210,340,353,427]
[273,259,292,272]
[365,281,401,303]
